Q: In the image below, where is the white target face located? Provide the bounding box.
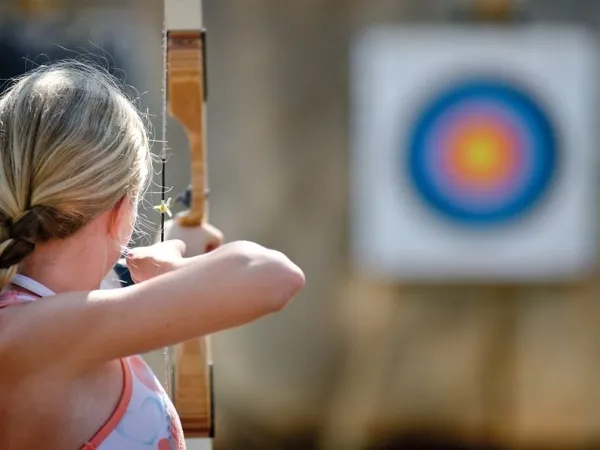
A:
[350,26,599,282]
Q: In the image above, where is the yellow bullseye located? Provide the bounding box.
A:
[464,137,502,173]
[448,122,515,188]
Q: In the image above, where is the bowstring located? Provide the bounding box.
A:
[160,5,172,398]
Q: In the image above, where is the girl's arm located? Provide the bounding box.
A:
[0,241,304,378]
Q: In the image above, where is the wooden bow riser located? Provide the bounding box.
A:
[167,30,208,226]
[167,29,213,438]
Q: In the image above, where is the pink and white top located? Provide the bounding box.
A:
[0,274,186,450]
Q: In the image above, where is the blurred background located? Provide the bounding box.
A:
[4,0,600,449]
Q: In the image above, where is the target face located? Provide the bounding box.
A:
[406,79,559,226]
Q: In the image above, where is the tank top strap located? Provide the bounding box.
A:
[11,274,55,297]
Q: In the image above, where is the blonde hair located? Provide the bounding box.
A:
[0,61,152,289]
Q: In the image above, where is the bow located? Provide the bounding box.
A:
[164,0,213,447]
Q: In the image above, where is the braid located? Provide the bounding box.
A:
[0,205,88,278]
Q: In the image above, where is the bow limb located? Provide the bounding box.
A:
[165,0,214,444]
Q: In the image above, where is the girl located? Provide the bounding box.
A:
[0,62,305,450]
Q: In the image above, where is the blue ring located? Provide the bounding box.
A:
[406,79,558,226]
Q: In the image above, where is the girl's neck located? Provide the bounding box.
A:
[17,233,116,294]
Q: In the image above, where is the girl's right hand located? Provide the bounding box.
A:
[125,239,186,283]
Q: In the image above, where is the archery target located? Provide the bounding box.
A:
[350,26,599,282]
[406,78,558,226]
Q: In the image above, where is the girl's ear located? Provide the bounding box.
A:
[108,196,130,240]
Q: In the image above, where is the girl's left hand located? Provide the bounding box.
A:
[125,239,186,283]
[163,217,224,257]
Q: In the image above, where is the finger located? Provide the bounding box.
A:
[206,224,224,244]
[205,228,224,253]
[124,251,139,267]
[206,235,223,253]
[166,239,187,256]
[126,244,153,258]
